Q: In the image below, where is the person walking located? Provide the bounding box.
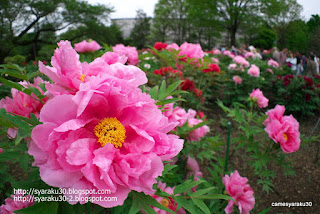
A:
[272,47,280,63]
[279,48,288,66]
[306,53,317,77]
[296,52,303,75]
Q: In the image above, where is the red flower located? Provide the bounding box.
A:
[283,75,294,87]
[202,63,220,73]
[194,88,202,98]
[303,76,314,87]
[154,42,168,50]
[181,78,196,91]
[197,111,205,119]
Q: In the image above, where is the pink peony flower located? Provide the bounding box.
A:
[0,77,48,118]
[40,41,146,96]
[178,42,204,63]
[233,76,242,85]
[0,194,34,214]
[166,43,180,51]
[263,105,300,153]
[223,170,255,214]
[213,49,221,55]
[100,52,128,65]
[0,148,3,153]
[186,156,203,192]
[28,73,183,208]
[247,64,260,77]
[163,105,209,142]
[244,52,254,58]
[211,57,219,63]
[233,56,250,68]
[228,64,237,70]
[74,40,101,53]
[151,182,185,214]
[250,89,268,108]
[113,44,139,65]
[266,68,274,74]
[268,59,279,68]
[187,117,210,142]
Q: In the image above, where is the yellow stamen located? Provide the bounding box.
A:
[283,133,288,141]
[94,117,126,148]
[160,198,169,207]
[23,103,28,107]
[80,74,85,82]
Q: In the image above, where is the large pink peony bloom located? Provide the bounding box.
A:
[223,170,255,214]
[178,42,204,63]
[151,182,185,214]
[40,41,146,96]
[233,75,242,85]
[0,77,47,118]
[0,194,34,214]
[28,72,183,208]
[250,89,268,108]
[113,44,139,65]
[263,105,300,153]
[247,64,260,77]
[74,40,101,53]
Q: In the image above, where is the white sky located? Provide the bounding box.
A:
[88,0,319,20]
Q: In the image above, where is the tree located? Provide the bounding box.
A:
[187,0,222,49]
[130,9,151,49]
[307,14,320,33]
[0,0,113,62]
[215,0,261,47]
[261,0,302,49]
[251,25,277,50]
[151,0,189,44]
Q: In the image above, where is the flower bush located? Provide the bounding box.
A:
[0,39,316,214]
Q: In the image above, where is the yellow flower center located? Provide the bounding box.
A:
[283,133,288,141]
[94,117,126,148]
[160,198,169,207]
[80,74,85,82]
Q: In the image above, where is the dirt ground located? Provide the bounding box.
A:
[204,104,320,214]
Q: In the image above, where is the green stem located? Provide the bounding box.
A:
[224,121,231,173]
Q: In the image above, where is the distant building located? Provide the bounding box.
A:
[111,18,136,39]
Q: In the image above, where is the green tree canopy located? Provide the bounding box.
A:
[0,0,114,62]
[129,9,151,49]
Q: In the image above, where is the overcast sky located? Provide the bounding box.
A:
[88,0,319,20]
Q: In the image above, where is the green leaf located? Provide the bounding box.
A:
[158,80,167,100]
[190,187,216,197]
[57,201,74,214]
[15,202,59,214]
[174,180,205,195]
[133,191,174,214]
[174,196,198,214]
[191,198,211,214]
[128,198,140,214]
[0,68,28,80]
[27,71,42,80]
[195,194,234,201]
[149,85,159,100]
